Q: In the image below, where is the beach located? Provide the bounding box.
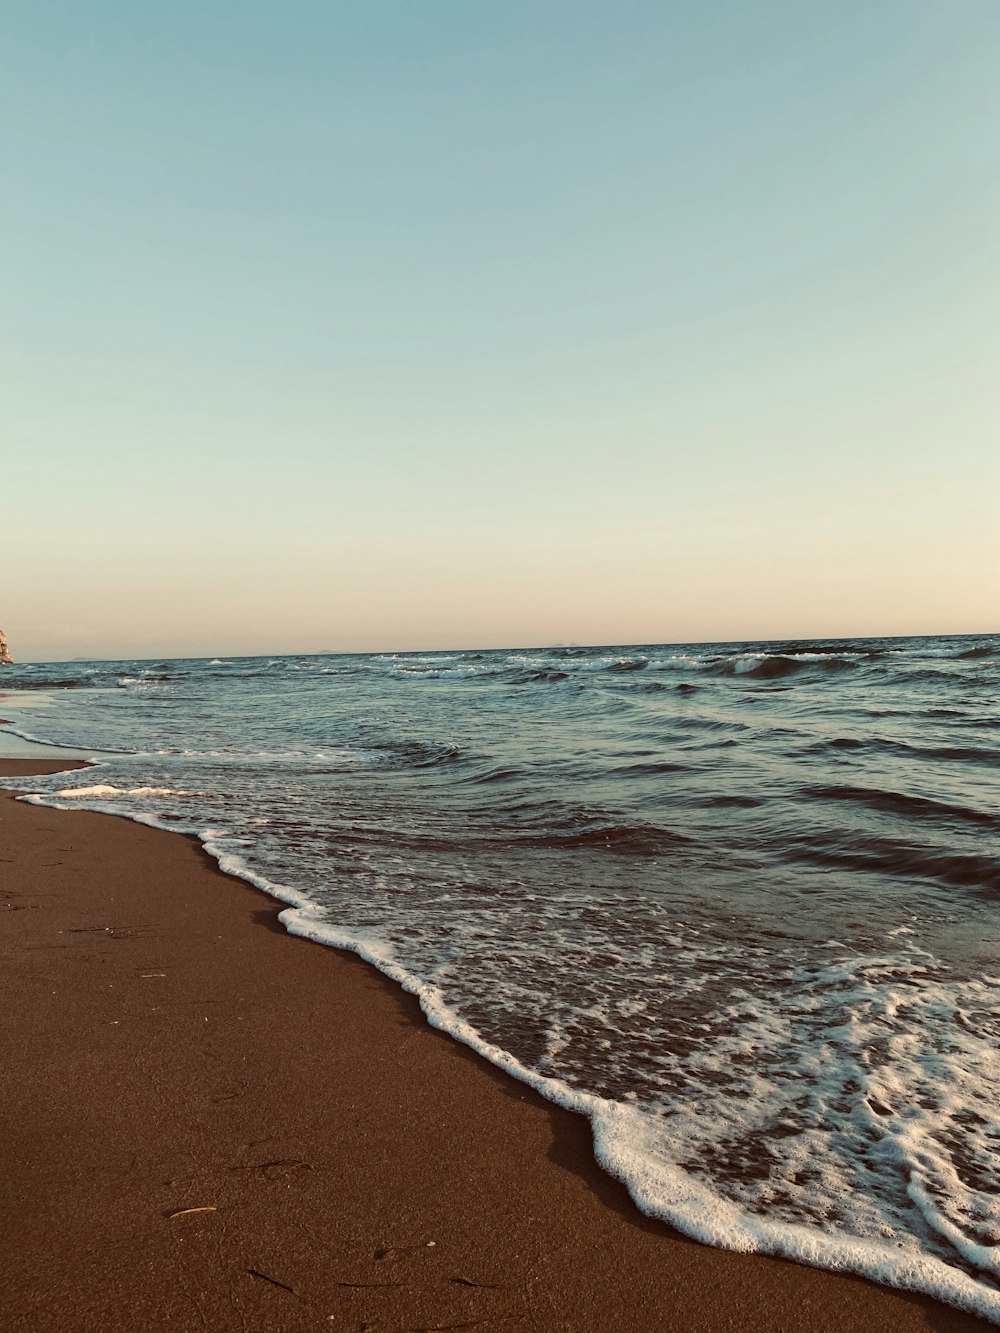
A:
[1,752,992,1333]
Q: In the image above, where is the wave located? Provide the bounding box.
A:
[606,657,648,673]
[787,832,1000,894]
[709,654,859,681]
[739,655,803,679]
[805,784,999,830]
[522,820,693,855]
[368,739,463,768]
[615,759,693,776]
[954,645,995,660]
[896,666,990,685]
[702,793,763,809]
[463,765,525,784]
[812,736,1000,769]
[385,664,573,686]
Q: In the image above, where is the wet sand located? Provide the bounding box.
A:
[0,755,991,1332]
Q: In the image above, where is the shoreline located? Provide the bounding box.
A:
[1,753,993,1332]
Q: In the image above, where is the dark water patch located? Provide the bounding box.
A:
[954,645,995,660]
[615,759,693,777]
[480,794,696,855]
[798,736,870,759]
[494,669,572,684]
[804,731,999,768]
[786,833,1000,894]
[481,794,568,821]
[798,739,868,757]
[895,666,984,684]
[804,784,999,830]
[464,765,524,784]
[684,715,751,734]
[606,658,648,673]
[472,666,576,687]
[702,793,763,809]
[874,738,999,769]
[370,739,463,768]
[682,737,740,751]
[525,821,693,855]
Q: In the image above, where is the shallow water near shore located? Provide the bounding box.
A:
[3,634,998,1320]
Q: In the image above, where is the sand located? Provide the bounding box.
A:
[0,755,991,1332]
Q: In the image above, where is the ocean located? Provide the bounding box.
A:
[2,634,998,1321]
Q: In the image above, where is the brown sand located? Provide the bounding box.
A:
[0,756,991,1333]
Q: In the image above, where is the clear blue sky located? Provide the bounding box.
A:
[4,1,998,659]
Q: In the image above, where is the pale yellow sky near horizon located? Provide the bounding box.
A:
[4,2,999,661]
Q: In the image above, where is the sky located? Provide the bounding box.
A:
[3,1,998,660]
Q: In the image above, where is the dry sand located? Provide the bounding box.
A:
[0,756,991,1332]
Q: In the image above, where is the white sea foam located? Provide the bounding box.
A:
[52,784,206,799]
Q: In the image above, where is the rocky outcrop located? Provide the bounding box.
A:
[0,629,13,665]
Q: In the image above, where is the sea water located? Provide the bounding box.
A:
[2,635,998,1320]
